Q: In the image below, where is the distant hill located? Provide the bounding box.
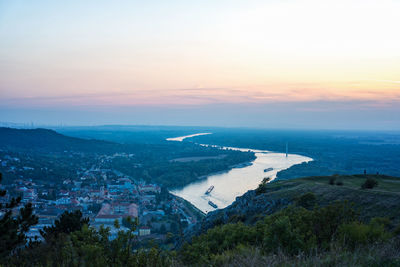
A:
[189,174,400,237]
[0,127,125,154]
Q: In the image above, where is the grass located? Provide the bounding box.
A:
[295,174,400,193]
[214,238,400,267]
[259,174,400,224]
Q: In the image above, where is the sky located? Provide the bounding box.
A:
[1,0,399,129]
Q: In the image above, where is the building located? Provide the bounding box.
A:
[139,226,151,236]
[55,197,71,205]
[95,202,138,224]
[138,184,161,194]
[23,189,37,201]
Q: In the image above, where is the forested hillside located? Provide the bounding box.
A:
[0,128,254,188]
[2,173,400,266]
[0,127,123,153]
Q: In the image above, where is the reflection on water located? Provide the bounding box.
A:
[167,134,313,213]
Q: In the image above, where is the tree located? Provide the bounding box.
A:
[338,217,391,249]
[263,215,304,254]
[336,180,343,186]
[40,210,89,242]
[159,223,167,234]
[67,224,110,266]
[255,177,270,195]
[361,178,378,189]
[296,192,317,209]
[109,216,138,265]
[0,173,38,259]
[170,222,178,234]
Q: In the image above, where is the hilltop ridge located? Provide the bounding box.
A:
[188,174,400,238]
[0,127,122,153]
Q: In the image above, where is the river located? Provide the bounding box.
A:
[168,133,313,213]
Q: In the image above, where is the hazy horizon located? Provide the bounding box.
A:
[1,100,400,130]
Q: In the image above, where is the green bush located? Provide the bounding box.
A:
[296,192,317,209]
[339,218,391,249]
[181,201,360,263]
[180,222,257,264]
[263,215,305,254]
[361,178,378,189]
[394,225,400,236]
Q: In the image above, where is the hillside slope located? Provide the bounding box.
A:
[0,127,125,153]
[190,174,400,237]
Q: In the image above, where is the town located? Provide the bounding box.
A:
[0,151,203,245]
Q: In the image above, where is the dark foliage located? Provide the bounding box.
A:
[361,178,378,189]
[180,201,394,265]
[0,128,255,189]
[295,192,316,209]
[0,127,125,154]
[0,173,38,260]
[40,210,89,242]
[255,177,271,195]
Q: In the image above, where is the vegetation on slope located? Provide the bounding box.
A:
[0,127,121,154]
[194,174,400,234]
[1,173,400,266]
[181,201,399,266]
[0,127,254,188]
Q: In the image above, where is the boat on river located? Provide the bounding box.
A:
[205,185,214,195]
[208,200,218,208]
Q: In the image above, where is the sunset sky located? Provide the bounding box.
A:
[1,0,399,129]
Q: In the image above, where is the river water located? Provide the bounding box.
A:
[168,133,312,213]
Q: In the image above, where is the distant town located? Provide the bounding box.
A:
[0,151,203,244]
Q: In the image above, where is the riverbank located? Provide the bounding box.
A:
[195,161,254,181]
[174,195,206,219]
[167,133,312,213]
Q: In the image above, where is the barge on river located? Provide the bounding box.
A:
[208,200,218,209]
[205,185,214,195]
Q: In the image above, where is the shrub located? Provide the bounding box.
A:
[361,178,378,189]
[296,192,317,209]
[255,177,270,195]
[263,215,305,254]
[180,201,360,262]
[336,181,343,186]
[339,218,391,249]
[338,222,370,248]
[180,222,256,264]
[394,225,400,236]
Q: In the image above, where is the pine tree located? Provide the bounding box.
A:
[0,173,38,259]
[40,210,89,242]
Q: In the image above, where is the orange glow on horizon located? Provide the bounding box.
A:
[0,0,399,108]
